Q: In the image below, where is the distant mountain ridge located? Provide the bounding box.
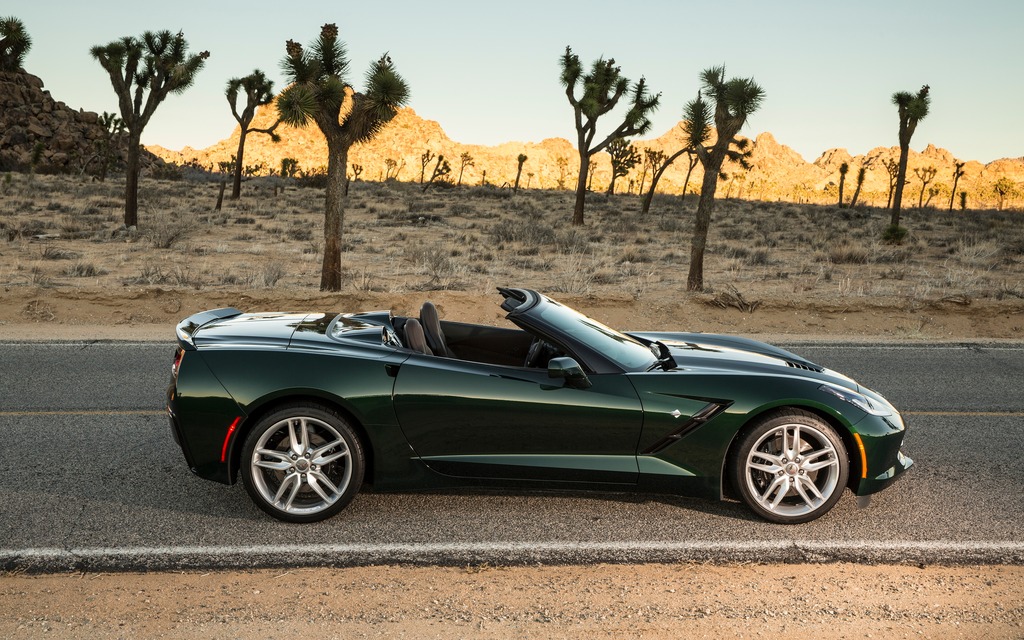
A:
[149,102,1022,208]
[2,64,1014,208]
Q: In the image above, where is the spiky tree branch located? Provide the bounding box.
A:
[683,67,764,290]
[91,30,208,226]
[276,24,409,290]
[560,46,660,225]
[890,84,930,227]
[0,16,31,71]
[226,69,279,199]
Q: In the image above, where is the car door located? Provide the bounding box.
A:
[392,354,643,484]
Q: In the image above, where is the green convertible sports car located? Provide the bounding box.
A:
[167,287,911,524]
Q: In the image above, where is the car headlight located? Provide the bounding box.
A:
[819,383,892,416]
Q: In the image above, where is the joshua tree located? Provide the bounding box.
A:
[641,145,693,214]
[992,177,1018,211]
[91,30,208,227]
[513,153,527,193]
[280,157,299,178]
[637,147,661,194]
[86,111,124,182]
[422,155,451,192]
[225,70,279,199]
[959,191,968,210]
[949,160,966,211]
[605,138,640,195]
[419,150,435,184]
[346,163,362,195]
[849,165,868,208]
[560,46,660,225]
[555,156,569,190]
[837,162,849,207]
[914,165,937,208]
[684,66,764,291]
[457,152,474,186]
[383,158,398,180]
[883,158,900,209]
[0,16,31,72]
[276,23,409,291]
[890,85,930,227]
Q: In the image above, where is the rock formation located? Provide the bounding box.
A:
[0,70,122,174]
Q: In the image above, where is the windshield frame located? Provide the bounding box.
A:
[509,292,658,373]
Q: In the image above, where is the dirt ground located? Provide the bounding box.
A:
[2,563,1023,639]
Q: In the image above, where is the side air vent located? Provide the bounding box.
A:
[786,360,824,373]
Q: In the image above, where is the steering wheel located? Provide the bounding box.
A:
[524,339,547,368]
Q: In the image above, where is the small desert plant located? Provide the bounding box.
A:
[828,243,870,264]
[882,224,908,245]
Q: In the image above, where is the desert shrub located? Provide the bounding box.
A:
[286,226,313,242]
[739,248,770,266]
[505,198,543,219]
[64,262,106,277]
[449,203,473,216]
[245,263,284,287]
[882,224,908,244]
[145,217,194,249]
[41,246,80,260]
[828,243,870,264]
[555,228,589,254]
[489,218,556,245]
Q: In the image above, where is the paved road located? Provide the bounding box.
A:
[1,341,1022,571]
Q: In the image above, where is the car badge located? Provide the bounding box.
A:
[670,409,682,419]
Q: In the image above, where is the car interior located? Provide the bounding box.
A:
[392,301,563,369]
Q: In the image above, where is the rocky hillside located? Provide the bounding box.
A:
[151,101,1024,209]
[0,70,123,174]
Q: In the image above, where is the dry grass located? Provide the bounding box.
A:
[1,173,1022,309]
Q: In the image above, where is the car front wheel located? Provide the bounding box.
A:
[240,403,364,523]
[732,410,849,524]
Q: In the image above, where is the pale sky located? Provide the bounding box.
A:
[12,0,1024,163]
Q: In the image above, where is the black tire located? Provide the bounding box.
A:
[240,402,364,523]
[730,409,849,524]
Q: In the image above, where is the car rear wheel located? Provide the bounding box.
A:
[732,410,848,524]
[240,403,364,523]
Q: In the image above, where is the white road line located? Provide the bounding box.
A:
[4,342,1024,350]
[3,540,1023,562]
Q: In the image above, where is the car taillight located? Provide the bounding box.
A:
[171,347,184,379]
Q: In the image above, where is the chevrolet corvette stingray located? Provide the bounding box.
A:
[167,287,911,524]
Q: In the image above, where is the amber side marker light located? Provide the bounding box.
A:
[221,417,242,463]
[852,432,868,479]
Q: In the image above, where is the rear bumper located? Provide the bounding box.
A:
[167,383,198,473]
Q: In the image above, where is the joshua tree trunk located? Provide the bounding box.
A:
[124,132,142,227]
[849,167,866,208]
[231,129,249,200]
[572,153,589,226]
[321,141,348,291]
[891,145,910,227]
[687,163,721,291]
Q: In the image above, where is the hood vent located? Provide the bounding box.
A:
[786,360,824,373]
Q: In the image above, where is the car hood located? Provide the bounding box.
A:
[629,331,859,389]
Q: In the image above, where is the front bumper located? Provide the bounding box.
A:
[852,412,913,496]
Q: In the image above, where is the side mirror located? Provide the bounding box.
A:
[548,357,592,389]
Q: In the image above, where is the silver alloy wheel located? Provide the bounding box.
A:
[249,416,353,516]
[743,422,841,518]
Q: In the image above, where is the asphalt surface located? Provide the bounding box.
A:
[1,341,1023,571]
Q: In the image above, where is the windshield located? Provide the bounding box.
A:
[536,297,657,371]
